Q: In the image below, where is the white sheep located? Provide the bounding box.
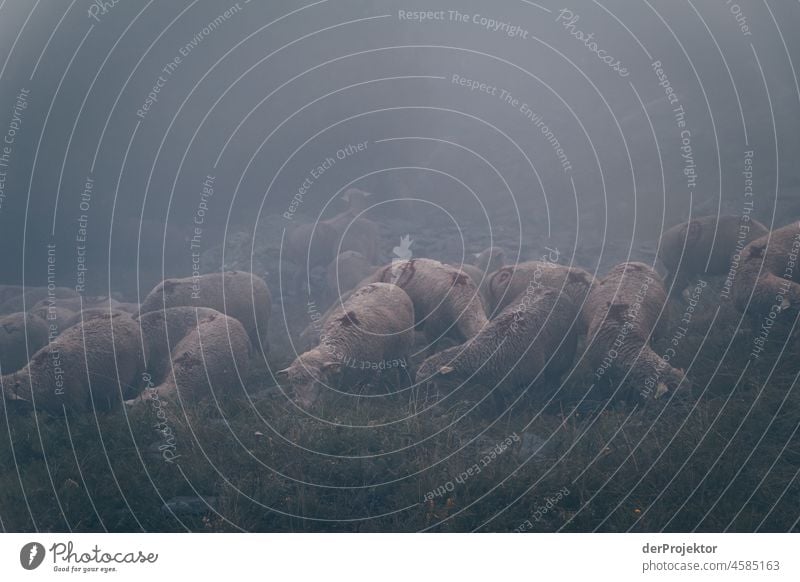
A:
[583,262,685,402]
[143,313,252,403]
[733,221,800,316]
[487,260,596,318]
[659,215,768,297]
[2,312,145,413]
[278,282,414,408]
[138,270,271,349]
[416,288,578,399]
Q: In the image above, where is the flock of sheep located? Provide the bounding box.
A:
[1,202,798,418]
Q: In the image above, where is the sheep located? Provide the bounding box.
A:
[487,260,596,318]
[658,215,768,297]
[732,221,800,317]
[369,258,489,343]
[0,312,49,374]
[284,221,341,300]
[325,250,374,305]
[2,312,145,414]
[28,295,135,328]
[138,271,271,348]
[143,313,252,403]
[65,307,139,331]
[340,187,372,212]
[285,220,340,271]
[31,295,117,311]
[107,300,139,314]
[583,262,685,403]
[136,306,225,385]
[23,297,138,344]
[301,258,489,349]
[459,264,486,296]
[453,246,507,307]
[28,302,76,330]
[326,188,381,263]
[278,282,414,408]
[285,188,381,274]
[0,286,78,315]
[415,288,578,401]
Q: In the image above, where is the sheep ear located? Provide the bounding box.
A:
[438,365,454,375]
[275,368,290,379]
[322,361,342,373]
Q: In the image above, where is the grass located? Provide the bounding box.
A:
[1,291,799,532]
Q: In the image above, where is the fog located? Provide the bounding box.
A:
[1,0,797,294]
[2,0,800,536]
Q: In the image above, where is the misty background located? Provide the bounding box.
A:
[0,0,798,297]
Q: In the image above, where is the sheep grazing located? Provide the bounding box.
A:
[659,215,768,297]
[2,312,145,414]
[303,258,488,348]
[0,312,49,374]
[415,288,578,398]
[733,221,800,316]
[370,258,489,343]
[583,262,685,402]
[138,271,271,348]
[136,306,223,384]
[325,250,373,304]
[487,260,596,316]
[278,282,414,408]
[143,313,252,403]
